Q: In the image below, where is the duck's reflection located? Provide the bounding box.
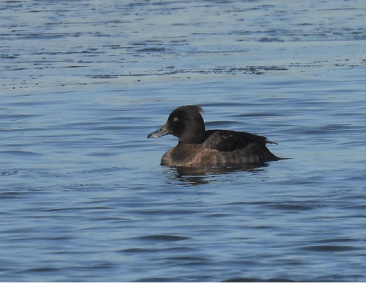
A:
[166,162,268,186]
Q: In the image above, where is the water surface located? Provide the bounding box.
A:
[1,0,366,281]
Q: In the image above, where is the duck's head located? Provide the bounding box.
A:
[148,105,205,144]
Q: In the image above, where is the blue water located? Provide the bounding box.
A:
[1,0,366,281]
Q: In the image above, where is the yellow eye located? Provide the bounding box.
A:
[173,117,178,122]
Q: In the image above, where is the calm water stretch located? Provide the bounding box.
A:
[1,0,366,281]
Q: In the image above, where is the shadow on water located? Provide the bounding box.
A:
[165,162,270,186]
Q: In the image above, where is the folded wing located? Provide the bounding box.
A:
[203,130,275,152]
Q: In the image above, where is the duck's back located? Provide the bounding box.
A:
[203,130,270,151]
[161,130,278,167]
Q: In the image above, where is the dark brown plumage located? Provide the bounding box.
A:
[148,105,279,167]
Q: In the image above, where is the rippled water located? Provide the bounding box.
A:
[1,0,366,281]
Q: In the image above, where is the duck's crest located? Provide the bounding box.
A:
[183,105,203,113]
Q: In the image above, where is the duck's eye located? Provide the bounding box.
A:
[173,117,179,122]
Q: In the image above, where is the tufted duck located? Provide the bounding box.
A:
[148,105,279,167]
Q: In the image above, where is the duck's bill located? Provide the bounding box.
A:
[147,124,170,138]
